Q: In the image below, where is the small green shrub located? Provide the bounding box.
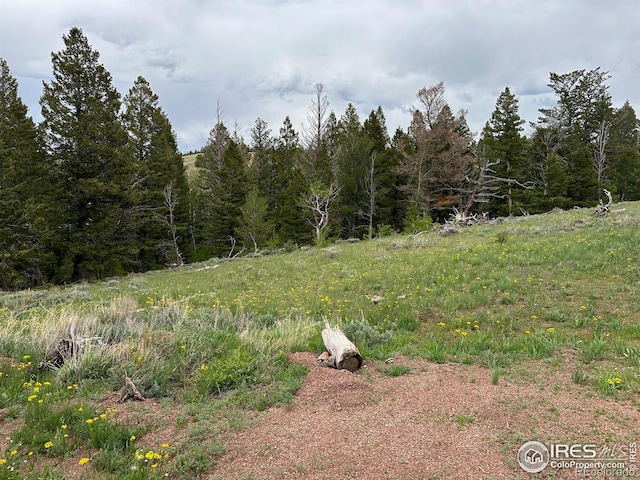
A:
[342,320,392,348]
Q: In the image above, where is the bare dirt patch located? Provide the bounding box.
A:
[208,352,640,480]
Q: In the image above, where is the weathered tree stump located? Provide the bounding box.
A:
[318,324,363,372]
[37,324,104,370]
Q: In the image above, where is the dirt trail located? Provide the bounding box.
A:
[208,352,640,480]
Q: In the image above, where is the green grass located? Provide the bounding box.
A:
[1,202,640,478]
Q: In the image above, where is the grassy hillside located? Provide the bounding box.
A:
[182,152,200,174]
[1,203,639,478]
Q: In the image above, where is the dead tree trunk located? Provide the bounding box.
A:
[318,323,363,372]
[593,188,613,216]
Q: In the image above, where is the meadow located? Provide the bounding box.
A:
[1,203,639,479]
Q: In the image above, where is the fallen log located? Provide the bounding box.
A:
[318,323,363,372]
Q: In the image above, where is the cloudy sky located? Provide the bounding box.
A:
[1,0,638,153]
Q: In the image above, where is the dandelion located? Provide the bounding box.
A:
[28,451,33,456]
[161,443,170,449]
[525,330,531,335]
[130,435,136,442]
[151,463,158,468]
[10,450,17,456]
[460,331,468,337]
[0,459,6,465]
[437,322,445,327]
[22,355,30,360]
[614,377,622,384]
[61,424,67,430]
[608,379,614,385]
[27,394,37,402]
[44,441,53,449]
[77,407,83,412]
[200,364,209,371]
[546,327,555,333]
[531,315,538,320]
[79,457,90,465]
[180,345,186,350]
[86,418,94,424]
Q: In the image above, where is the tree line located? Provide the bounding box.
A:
[1,28,638,289]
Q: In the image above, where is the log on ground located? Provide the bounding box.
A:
[319,325,363,372]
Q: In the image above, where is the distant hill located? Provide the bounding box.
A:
[182,153,200,174]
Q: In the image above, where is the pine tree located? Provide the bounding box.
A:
[122,76,189,269]
[40,27,134,280]
[207,140,248,257]
[539,68,613,202]
[334,103,370,237]
[272,117,310,244]
[0,59,57,288]
[482,87,530,216]
[608,101,640,200]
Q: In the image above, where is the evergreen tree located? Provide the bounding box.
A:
[122,76,189,269]
[250,117,276,204]
[608,101,640,200]
[481,87,530,216]
[334,103,370,237]
[0,59,56,288]
[272,117,310,244]
[207,140,248,257]
[40,28,133,281]
[539,68,613,202]
[238,185,272,252]
[193,117,232,258]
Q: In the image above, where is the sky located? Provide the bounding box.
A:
[1,0,639,153]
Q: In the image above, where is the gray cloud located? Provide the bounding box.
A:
[0,0,637,152]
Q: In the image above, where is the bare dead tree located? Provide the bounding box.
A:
[593,120,610,185]
[153,182,183,267]
[357,151,377,239]
[593,188,613,215]
[417,81,446,128]
[302,83,329,153]
[300,181,341,242]
[461,144,535,217]
[227,235,245,258]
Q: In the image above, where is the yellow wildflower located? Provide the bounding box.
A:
[44,441,53,449]
[79,457,90,465]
